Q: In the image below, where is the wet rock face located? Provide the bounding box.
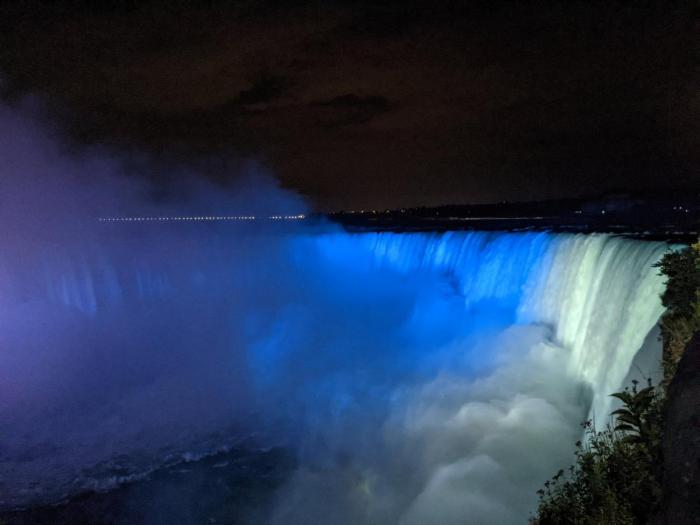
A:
[660,331,700,524]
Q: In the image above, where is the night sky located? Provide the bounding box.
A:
[0,0,697,210]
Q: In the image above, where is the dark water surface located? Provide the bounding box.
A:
[0,447,295,525]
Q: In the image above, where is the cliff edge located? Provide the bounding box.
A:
[657,331,700,524]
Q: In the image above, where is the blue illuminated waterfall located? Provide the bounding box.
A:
[0,229,670,520]
[308,231,668,421]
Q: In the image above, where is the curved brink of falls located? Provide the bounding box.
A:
[323,232,668,422]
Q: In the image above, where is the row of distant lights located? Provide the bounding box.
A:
[347,209,407,214]
[98,215,306,222]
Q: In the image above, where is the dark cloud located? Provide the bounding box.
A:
[312,94,390,127]
[0,0,697,209]
[233,72,292,108]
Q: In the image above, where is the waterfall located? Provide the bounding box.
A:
[0,228,671,519]
[311,231,668,423]
[266,230,670,524]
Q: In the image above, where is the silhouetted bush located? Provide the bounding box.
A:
[532,380,664,525]
[655,241,700,384]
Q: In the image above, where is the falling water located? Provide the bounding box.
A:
[0,228,670,522]
[312,231,668,421]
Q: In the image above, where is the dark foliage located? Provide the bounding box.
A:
[655,243,700,321]
[532,380,664,525]
[654,242,700,384]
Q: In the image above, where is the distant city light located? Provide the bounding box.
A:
[98,214,306,222]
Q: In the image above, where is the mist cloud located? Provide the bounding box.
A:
[0,98,309,506]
